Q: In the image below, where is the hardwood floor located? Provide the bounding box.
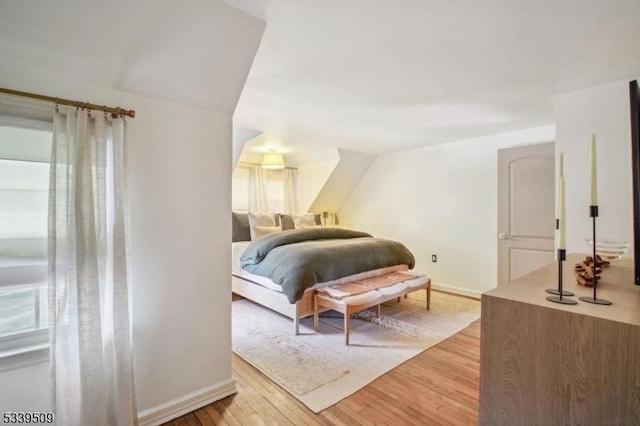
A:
[163,306,481,426]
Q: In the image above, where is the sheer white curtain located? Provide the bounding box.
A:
[249,165,268,212]
[48,109,136,425]
[283,168,300,214]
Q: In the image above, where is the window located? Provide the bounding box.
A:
[232,165,285,213]
[0,120,52,370]
[264,169,285,213]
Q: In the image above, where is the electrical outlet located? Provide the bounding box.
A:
[432,254,437,263]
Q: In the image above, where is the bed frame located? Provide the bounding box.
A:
[232,274,318,334]
[231,264,410,335]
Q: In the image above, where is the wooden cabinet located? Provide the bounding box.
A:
[479,254,640,425]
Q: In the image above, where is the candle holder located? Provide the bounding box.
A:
[579,205,612,305]
[546,249,577,304]
[546,219,574,297]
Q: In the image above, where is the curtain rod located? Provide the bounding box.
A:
[0,87,135,118]
[237,161,297,170]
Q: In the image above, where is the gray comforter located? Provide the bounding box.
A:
[240,228,415,303]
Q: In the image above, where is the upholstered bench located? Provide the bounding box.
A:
[313,273,431,345]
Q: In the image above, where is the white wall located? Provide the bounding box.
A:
[0,72,235,422]
[127,93,235,420]
[0,362,52,414]
[310,148,376,214]
[555,78,638,255]
[297,158,339,213]
[339,126,555,297]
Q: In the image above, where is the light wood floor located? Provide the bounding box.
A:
[163,296,481,426]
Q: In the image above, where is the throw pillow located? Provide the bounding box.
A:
[252,225,281,239]
[232,212,251,242]
[248,212,277,240]
[293,213,317,229]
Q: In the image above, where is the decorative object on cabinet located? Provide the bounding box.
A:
[545,160,576,304]
[579,135,611,305]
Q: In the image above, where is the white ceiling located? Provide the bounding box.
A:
[1,0,639,158]
[230,0,640,156]
[0,0,264,115]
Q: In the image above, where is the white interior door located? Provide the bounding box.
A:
[498,142,555,285]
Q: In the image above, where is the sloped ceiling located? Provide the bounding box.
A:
[0,0,265,115]
[2,1,639,159]
[309,149,376,214]
[230,0,640,157]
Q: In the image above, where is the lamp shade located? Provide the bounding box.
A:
[261,153,285,170]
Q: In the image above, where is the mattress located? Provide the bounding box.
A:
[231,241,408,294]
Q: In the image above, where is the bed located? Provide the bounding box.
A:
[231,212,416,334]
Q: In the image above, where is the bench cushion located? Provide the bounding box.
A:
[404,275,429,288]
[377,282,408,296]
[332,290,382,305]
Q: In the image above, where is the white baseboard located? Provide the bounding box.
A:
[431,282,483,299]
[137,379,236,426]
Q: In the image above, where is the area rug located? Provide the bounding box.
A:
[231,291,481,413]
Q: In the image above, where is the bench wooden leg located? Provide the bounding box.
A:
[426,286,431,310]
[377,304,381,317]
[313,294,319,332]
[345,307,351,345]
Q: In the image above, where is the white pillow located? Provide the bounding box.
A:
[252,225,281,239]
[248,212,276,240]
[293,213,316,229]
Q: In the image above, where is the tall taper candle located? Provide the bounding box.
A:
[557,152,564,226]
[590,134,597,205]
[559,175,566,249]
